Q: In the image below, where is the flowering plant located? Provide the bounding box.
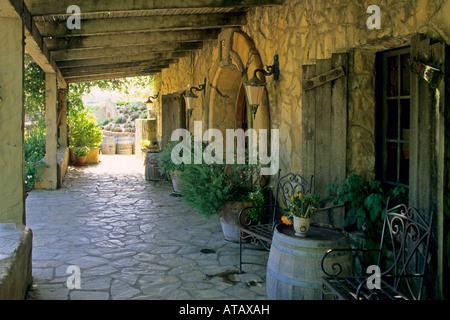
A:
[282,193,321,225]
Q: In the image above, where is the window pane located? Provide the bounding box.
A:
[387,56,399,97]
[400,99,410,140]
[386,100,398,139]
[400,53,411,96]
[386,142,398,183]
[400,143,410,185]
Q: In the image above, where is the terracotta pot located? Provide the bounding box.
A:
[218,201,252,243]
[75,155,87,164]
[293,217,311,237]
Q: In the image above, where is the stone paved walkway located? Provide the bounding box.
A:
[25,155,268,300]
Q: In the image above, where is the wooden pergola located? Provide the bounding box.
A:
[0,0,284,219]
[17,0,284,84]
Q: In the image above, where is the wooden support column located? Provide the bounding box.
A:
[0,13,25,224]
[58,88,68,148]
[45,73,58,190]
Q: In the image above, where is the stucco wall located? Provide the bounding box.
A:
[0,16,25,224]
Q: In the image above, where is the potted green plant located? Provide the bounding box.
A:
[282,192,321,237]
[179,159,265,243]
[73,146,90,164]
[326,174,408,240]
[68,105,103,163]
[142,139,159,152]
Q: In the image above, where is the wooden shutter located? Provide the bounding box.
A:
[409,35,448,299]
[161,93,186,148]
[301,53,348,227]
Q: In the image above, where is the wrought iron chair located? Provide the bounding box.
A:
[238,169,313,272]
[321,200,434,300]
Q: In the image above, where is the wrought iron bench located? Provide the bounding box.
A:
[320,201,433,300]
[238,170,313,272]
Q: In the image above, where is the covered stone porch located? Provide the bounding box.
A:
[25,155,268,300]
[0,0,282,299]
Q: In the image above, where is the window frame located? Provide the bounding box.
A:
[377,46,411,189]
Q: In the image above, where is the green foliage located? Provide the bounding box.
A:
[24,126,46,192]
[326,174,408,239]
[22,56,154,190]
[178,147,264,219]
[24,55,46,191]
[158,141,187,179]
[74,146,90,157]
[67,105,103,148]
[245,189,267,224]
[101,118,111,126]
[179,162,232,218]
[113,116,123,124]
[24,55,45,126]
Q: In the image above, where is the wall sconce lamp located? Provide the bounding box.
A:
[184,77,206,118]
[243,54,280,118]
[145,93,159,113]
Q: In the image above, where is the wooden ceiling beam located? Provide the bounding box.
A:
[25,0,284,16]
[45,29,221,51]
[36,13,246,37]
[51,41,203,61]
[65,70,162,83]
[60,61,173,77]
[57,52,188,69]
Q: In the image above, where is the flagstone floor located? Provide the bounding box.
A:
[25,155,268,300]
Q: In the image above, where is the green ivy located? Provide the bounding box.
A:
[24,126,46,192]
[326,174,408,240]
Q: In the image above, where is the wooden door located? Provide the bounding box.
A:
[161,93,186,148]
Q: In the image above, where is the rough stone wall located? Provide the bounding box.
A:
[159,0,450,180]
[242,0,450,179]
[157,0,450,298]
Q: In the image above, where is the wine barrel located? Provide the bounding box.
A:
[266,223,353,300]
[116,138,133,155]
[100,136,116,155]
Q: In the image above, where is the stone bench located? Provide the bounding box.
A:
[0,223,33,299]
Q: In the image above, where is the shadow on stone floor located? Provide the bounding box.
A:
[25,155,268,300]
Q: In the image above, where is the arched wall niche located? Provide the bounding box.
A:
[206,29,270,139]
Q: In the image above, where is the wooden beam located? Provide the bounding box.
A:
[57,52,188,68]
[45,29,221,51]
[65,70,163,83]
[26,0,285,16]
[61,61,173,77]
[51,41,203,61]
[4,0,67,87]
[36,13,246,37]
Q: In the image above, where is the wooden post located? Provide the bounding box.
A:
[409,35,447,299]
[45,73,58,190]
[58,88,68,149]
